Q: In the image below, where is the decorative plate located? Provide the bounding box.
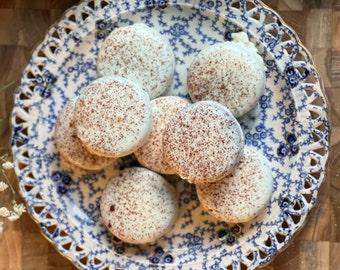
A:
[11,0,329,269]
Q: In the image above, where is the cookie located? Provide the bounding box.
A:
[196,146,273,223]
[162,100,244,184]
[100,167,178,244]
[73,76,152,158]
[134,96,191,175]
[54,100,115,170]
[187,32,266,118]
[60,155,97,175]
[97,23,175,99]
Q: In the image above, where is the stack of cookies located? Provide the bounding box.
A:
[54,23,274,244]
[55,23,180,244]
[55,23,176,172]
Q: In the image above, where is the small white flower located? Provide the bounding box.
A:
[7,211,20,221]
[2,161,14,170]
[0,181,8,192]
[0,207,10,217]
[13,203,26,216]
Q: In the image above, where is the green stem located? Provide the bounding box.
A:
[0,80,17,94]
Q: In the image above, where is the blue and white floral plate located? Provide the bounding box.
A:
[11,0,329,269]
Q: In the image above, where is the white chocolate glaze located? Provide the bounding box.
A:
[163,101,244,184]
[97,23,175,99]
[100,167,178,244]
[196,146,273,223]
[187,35,266,118]
[74,76,152,158]
[54,100,115,170]
[134,96,191,175]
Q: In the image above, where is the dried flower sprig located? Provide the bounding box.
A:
[0,151,26,234]
[0,79,24,234]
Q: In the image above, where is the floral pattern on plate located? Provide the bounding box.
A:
[11,0,329,269]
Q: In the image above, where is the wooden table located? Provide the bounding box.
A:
[0,0,339,269]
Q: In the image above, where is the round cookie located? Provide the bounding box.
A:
[187,32,266,118]
[100,167,178,244]
[134,96,191,175]
[97,23,175,99]
[196,146,273,223]
[55,100,115,170]
[162,100,244,184]
[73,76,152,158]
[60,155,97,175]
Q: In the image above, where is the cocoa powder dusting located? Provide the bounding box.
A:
[187,41,265,118]
[196,146,273,223]
[163,101,244,184]
[100,167,178,244]
[73,76,152,158]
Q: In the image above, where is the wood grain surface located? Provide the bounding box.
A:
[0,0,339,269]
